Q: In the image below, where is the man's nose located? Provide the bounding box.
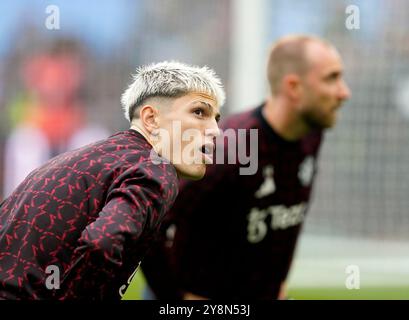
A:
[339,80,351,100]
[205,119,221,138]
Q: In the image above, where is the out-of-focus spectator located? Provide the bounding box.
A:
[3,39,108,198]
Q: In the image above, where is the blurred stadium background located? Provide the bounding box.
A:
[0,0,408,299]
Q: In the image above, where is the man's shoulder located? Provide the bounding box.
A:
[105,131,178,182]
[220,105,262,131]
[47,129,171,179]
[80,129,154,163]
[105,129,151,150]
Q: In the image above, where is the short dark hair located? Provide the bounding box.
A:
[267,35,332,95]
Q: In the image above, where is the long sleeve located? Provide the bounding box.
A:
[57,162,178,300]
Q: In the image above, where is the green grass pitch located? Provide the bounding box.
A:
[122,271,409,300]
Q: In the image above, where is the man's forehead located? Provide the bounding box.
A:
[311,42,341,60]
[306,44,343,72]
[193,92,217,103]
[189,92,219,111]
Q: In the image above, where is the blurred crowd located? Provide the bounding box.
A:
[0,0,408,239]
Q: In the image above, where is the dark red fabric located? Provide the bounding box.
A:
[0,129,178,300]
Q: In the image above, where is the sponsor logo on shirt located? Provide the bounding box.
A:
[246,203,306,243]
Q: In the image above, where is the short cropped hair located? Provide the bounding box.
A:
[121,61,226,122]
[267,34,333,95]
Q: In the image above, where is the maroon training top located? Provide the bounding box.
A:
[0,129,178,300]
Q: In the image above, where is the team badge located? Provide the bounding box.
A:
[298,156,315,186]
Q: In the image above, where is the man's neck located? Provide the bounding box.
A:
[262,96,311,141]
[130,122,155,148]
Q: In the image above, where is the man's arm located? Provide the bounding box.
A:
[57,162,177,300]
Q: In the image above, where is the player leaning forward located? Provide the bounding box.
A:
[0,61,225,300]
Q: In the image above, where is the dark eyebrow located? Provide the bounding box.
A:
[195,101,221,122]
[325,70,342,80]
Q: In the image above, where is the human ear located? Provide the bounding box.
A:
[283,74,302,100]
[139,105,159,134]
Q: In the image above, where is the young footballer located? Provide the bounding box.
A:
[0,61,225,300]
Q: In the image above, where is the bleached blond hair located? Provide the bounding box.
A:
[121,61,226,122]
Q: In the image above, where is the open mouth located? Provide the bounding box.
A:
[199,143,214,164]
